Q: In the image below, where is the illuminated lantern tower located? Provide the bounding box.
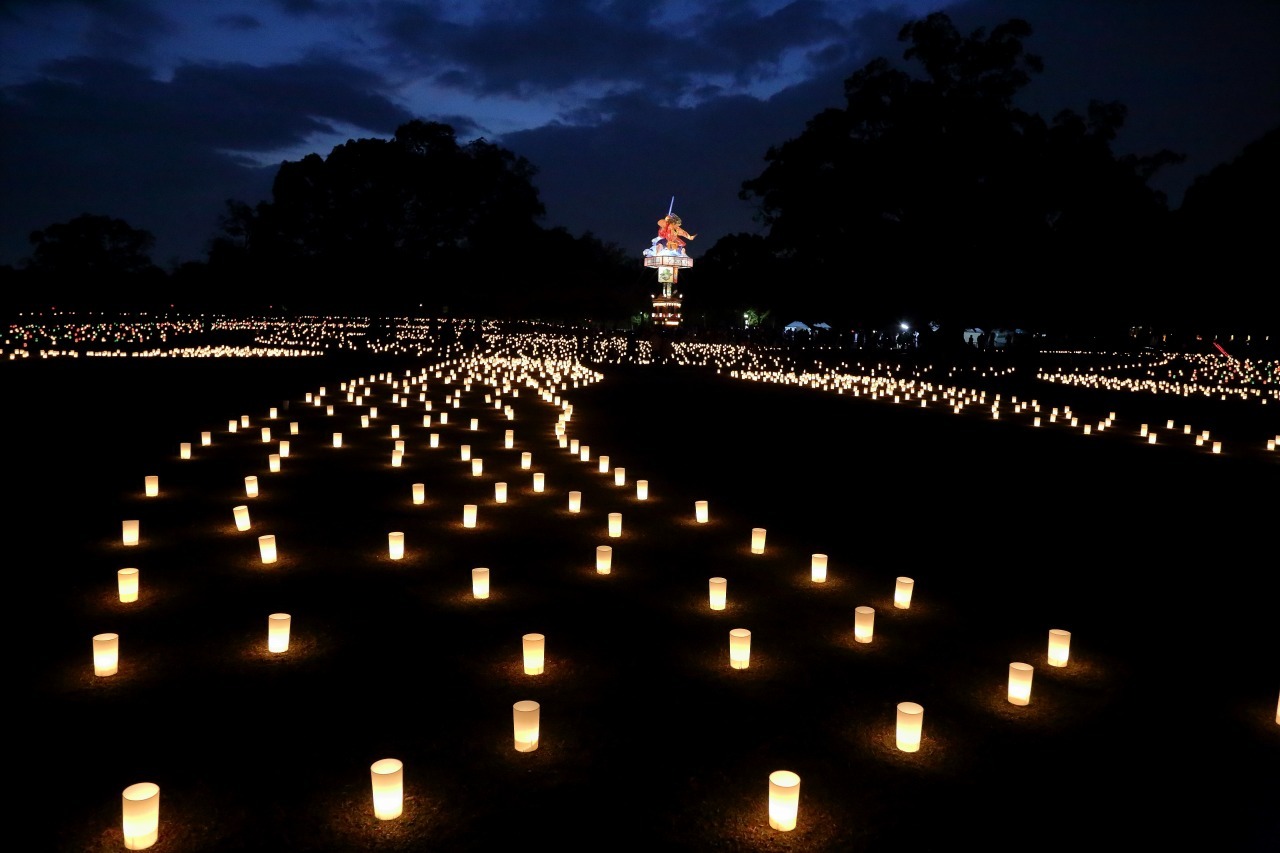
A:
[643,199,694,327]
[647,257,687,326]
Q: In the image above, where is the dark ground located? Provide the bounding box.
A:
[14,347,1280,852]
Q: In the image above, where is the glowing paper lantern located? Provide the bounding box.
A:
[279,440,290,458]
[579,444,591,462]
[289,422,298,436]
[596,545,612,574]
[1048,628,1071,667]
[429,433,439,448]
[608,512,622,538]
[513,700,541,752]
[505,429,514,448]
[244,475,259,498]
[533,472,545,492]
[117,568,139,603]
[854,606,875,643]
[463,504,477,528]
[369,758,404,820]
[258,534,277,564]
[894,577,914,609]
[768,770,801,831]
[709,577,727,611]
[122,519,139,547]
[695,500,709,523]
[470,418,479,431]
[1008,662,1034,705]
[811,553,828,583]
[412,483,425,505]
[233,505,250,531]
[472,568,490,599]
[522,633,545,675]
[471,458,483,476]
[598,454,610,473]
[268,453,281,473]
[121,782,160,849]
[179,442,191,460]
[93,632,119,676]
[729,628,752,669]
[144,475,158,497]
[568,490,582,513]
[388,531,405,560]
[521,451,532,469]
[228,419,238,432]
[332,432,343,448]
[614,467,626,486]
[636,480,649,500]
[201,431,212,446]
[261,427,271,442]
[268,613,291,653]
[495,482,508,503]
[750,528,766,554]
[896,702,924,752]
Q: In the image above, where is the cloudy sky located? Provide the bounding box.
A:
[2,0,1277,269]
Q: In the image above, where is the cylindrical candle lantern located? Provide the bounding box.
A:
[144,475,158,497]
[854,605,875,643]
[268,613,291,653]
[361,415,370,428]
[613,467,626,486]
[233,505,250,531]
[179,442,191,459]
[121,781,160,849]
[429,432,439,447]
[391,449,403,468]
[1008,662,1034,705]
[472,567,490,599]
[569,490,582,513]
[505,429,514,448]
[521,451,532,469]
[729,628,752,669]
[533,472,545,492]
[201,431,212,446]
[460,444,471,461]
[412,483,425,505]
[768,770,801,831]
[608,512,622,538]
[463,504,477,528]
[598,454,610,473]
[894,576,914,609]
[332,432,343,447]
[93,632,119,676]
[390,424,400,439]
[750,527,766,554]
[279,440,290,458]
[290,422,298,435]
[388,531,405,560]
[636,480,649,500]
[811,553,828,583]
[896,701,924,752]
[244,475,259,497]
[596,545,612,574]
[261,427,271,442]
[709,577,727,611]
[268,453,281,472]
[117,568,139,603]
[470,417,479,431]
[495,482,508,503]
[122,519,139,547]
[471,458,483,476]
[580,444,591,462]
[569,439,579,454]
[228,419,238,432]
[258,534,277,564]
[370,758,403,820]
[695,500,709,523]
[513,700,541,752]
[1047,628,1071,667]
[522,633,545,675]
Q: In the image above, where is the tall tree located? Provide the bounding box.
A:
[211,120,549,313]
[738,12,1179,332]
[20,214,165,309]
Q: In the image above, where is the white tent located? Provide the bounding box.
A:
[784,321,811,334]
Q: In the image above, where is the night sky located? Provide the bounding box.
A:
[2,0,1277,269]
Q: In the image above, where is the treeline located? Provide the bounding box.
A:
[2,13,1276,336]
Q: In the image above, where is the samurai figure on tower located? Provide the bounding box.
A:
[643,198,697,258]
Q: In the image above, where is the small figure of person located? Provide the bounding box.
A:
[644,213,697,257]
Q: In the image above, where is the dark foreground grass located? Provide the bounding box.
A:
[15,350,1280,852]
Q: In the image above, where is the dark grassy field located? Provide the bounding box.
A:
[15,347,1280,852]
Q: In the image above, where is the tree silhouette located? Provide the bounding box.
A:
[737,12,1181,333]
[18,214,165,310]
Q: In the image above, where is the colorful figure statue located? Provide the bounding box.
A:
[644,213,697,257]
